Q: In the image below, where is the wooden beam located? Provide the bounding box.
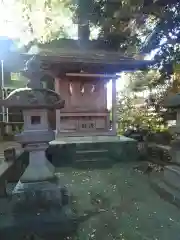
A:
[111,78,117,135]
[66,73,118,78]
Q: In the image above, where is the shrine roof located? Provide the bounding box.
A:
[21,51,153,74]
[3,39,154,74]
[20,39,154,73]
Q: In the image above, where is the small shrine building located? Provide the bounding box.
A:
[21,39,152,137]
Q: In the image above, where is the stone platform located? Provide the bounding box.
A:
[150,165,180,208]
[0,180,75,239]
[48,135,139,168]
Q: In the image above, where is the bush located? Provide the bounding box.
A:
[117,95,166,135]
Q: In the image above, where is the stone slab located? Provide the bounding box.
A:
[0,180,74,239]
[0,205,75,239]
[51,135,135,145]
[20,152,55,182]
[13,180,62,193]
[150,177,180,208]
[48,135,139,167]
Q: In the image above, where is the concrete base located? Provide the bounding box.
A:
[0,180,75,239]
[52,135,122,144]
[57,131,116,137]
[13,180,60,194]
[20,156,55,182]
[150,165,180,208]
[164,165,180,191]
[20,148,55,182]
[48,135,139,168]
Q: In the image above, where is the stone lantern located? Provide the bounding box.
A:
[164,93,180,164]
[161,93,180,196]
[0,57,75,238]
[3,88,64,183]
[0,57,65,185]
[150,94,180,204]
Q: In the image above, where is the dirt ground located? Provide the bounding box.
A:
[55,162,180,240]
[0,142,180,240]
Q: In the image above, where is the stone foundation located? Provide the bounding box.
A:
[48,135,139,168]
[0,180,75,239]
[12,181,69,211]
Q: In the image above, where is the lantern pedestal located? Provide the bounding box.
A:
[150,94,180,206]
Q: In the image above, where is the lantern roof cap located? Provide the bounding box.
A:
[0,87,65,109]
[164,93,180,109]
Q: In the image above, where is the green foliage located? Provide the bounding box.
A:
[1,0,74,44]
[70,0,180,53]
[125,70,162,92]
[140,1,180,76]
[123,69,173,116]
[0,0,162,51]
[1,0,176,55]
[1,0,178,55]
[71,0,162,52]
[117,94,165,134]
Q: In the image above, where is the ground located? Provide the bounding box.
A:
[1,142,180,239]
[55,163,180,240]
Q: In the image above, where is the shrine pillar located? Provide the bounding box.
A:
[55,77,61,134]
[111,78,117,135]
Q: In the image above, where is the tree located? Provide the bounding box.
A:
[127,1,180,123]
[2,0,179,66]
[72,0,164,53]
[125,70,161,92]
[118,69,174,131]
[140,0,180,76]
[0,0,170,52]
[70,0,180,54]
[0,0,74,44]
[117,93,165,134]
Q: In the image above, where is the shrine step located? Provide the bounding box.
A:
[73,157,112,169]
[74,149,112,168]
[49,135,139,167]
[75,142,112,151]
[75,149,108,160]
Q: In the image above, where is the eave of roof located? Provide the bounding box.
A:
[2,45,155,74]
